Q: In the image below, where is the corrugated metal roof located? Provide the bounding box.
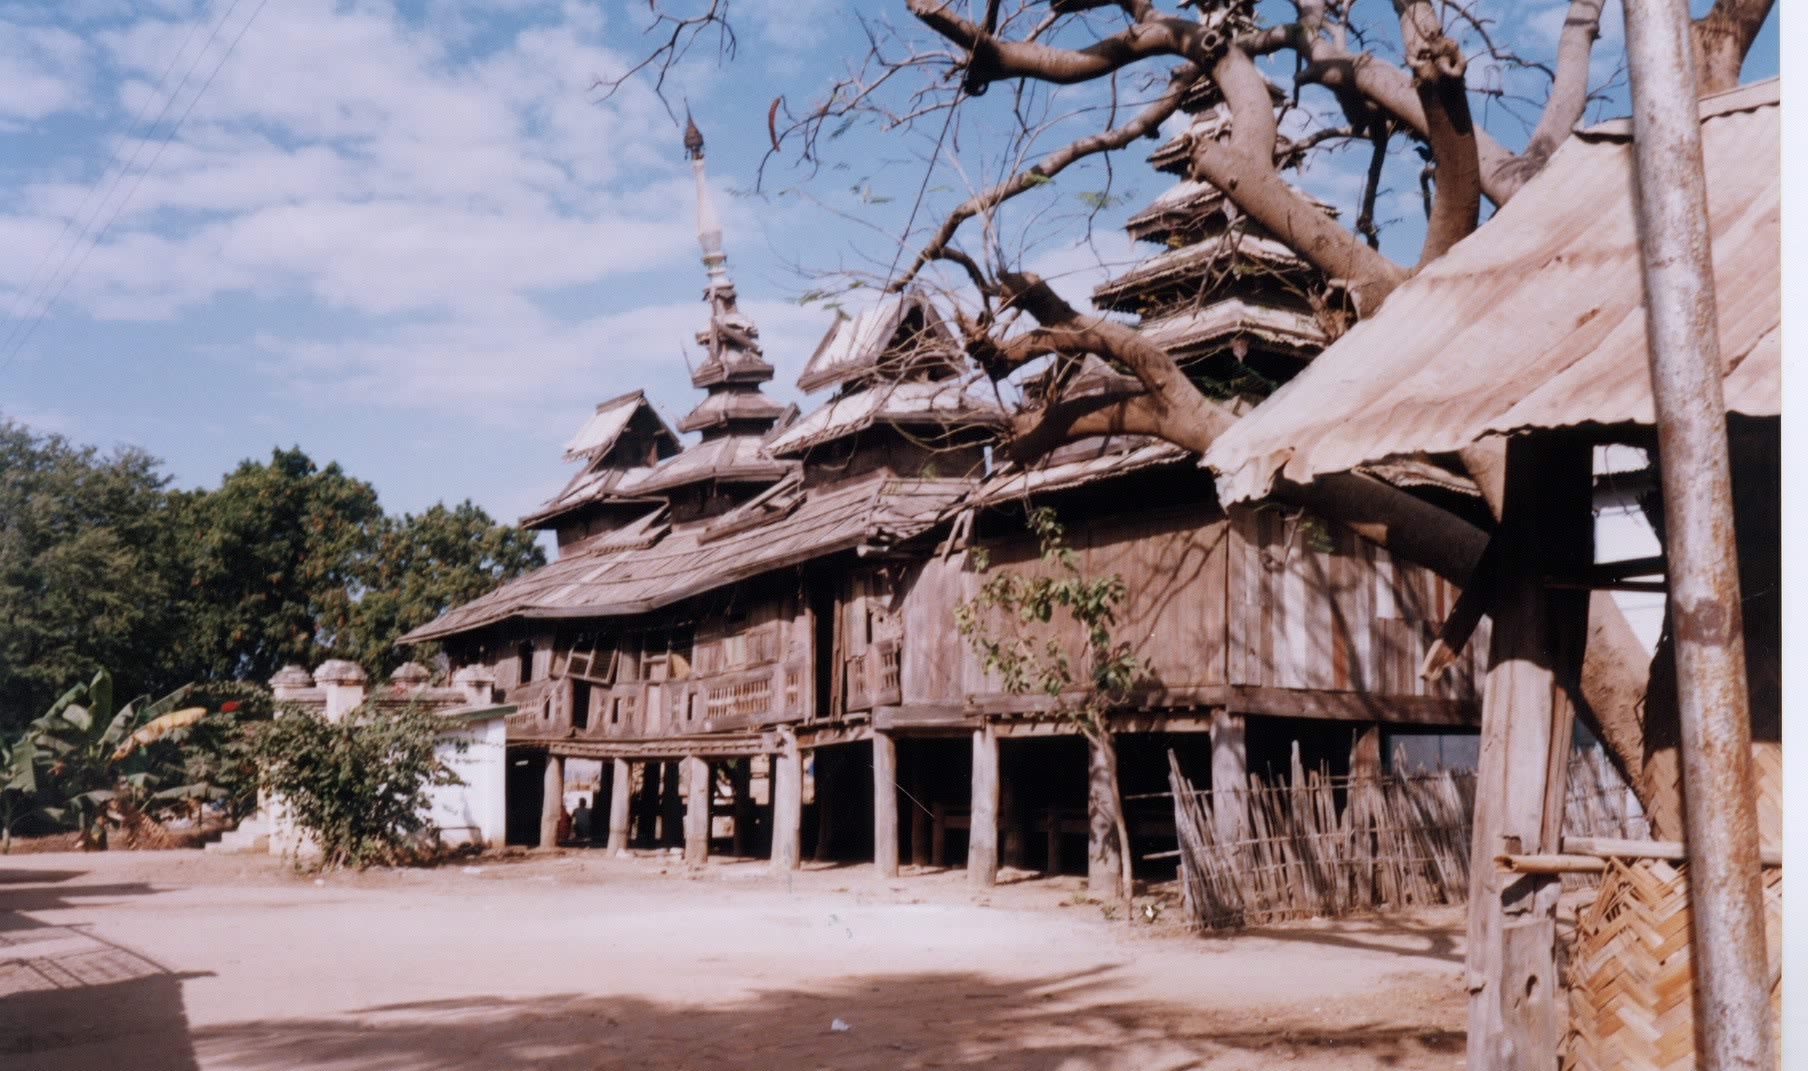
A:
[1138,297,1327,356]
[766,379,1006,457]
[618,433,793,496]
[402,473,968,640]
[1203,80,1779,504]
[796,292,960,394]
[560,391,677,462]
[974,438,1192,504]
[1093,232,1312,311]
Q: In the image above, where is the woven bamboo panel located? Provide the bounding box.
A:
[1563,858,1782,1071]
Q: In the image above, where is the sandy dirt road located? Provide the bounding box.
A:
[1,849,1466,1070]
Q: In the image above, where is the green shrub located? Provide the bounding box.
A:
[253,702,461,869]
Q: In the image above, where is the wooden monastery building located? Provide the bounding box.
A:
[400,119,1492,887]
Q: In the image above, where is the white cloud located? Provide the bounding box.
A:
[0,22,89,123]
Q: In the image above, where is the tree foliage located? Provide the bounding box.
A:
[252,701,462,870]
[0,420,183,731]
[0,424,544,731]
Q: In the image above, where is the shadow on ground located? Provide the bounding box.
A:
[193,971,1463,1071]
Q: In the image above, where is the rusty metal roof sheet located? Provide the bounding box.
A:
[797,292,961,394]
[402,473,969,641]
[1093,232,1313,311]
[973,438,1192,505]
[1203,80,1779,504]
[617,433,794,496]
[767,379,1007,457]
[1138,297,1327,357]
[561,391,678,462]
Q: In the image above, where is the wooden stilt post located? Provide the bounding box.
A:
[606,757,631,854]
[968,722,1000,887]
[1044,807,1062,876]
[634,760,660,846]
[730,759,753,857]
[1001,746,1025,870]
[813,748,835,863]
[1209,710,1249,844]
[1465,438,1591,1071]
[769,728,802,873]
[1087,733,1123,897]
[539,752,564,849]
[910,744,931,868]
[931,801,946,867]
[873,731,899,877]
[660,759,683,848]
[683,755,709,867]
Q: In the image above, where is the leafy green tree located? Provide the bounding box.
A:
[172,447,383,684]
[0,419,183,731]
[253,701,462,869]
[955,507,1142,910]
[2,732,42,852]
[343,501,545,677]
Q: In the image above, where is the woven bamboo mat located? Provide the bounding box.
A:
[1563,858,1782,1071]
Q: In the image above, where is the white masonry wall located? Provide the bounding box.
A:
[426,712,509,848]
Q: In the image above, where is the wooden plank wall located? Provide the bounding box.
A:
[1226,505,1486,700]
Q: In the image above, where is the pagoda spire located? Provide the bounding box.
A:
[676,115,782,437]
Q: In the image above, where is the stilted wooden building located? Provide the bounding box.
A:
[401,121,1492,888]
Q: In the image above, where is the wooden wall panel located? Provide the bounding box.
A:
[1225,504,1487,703]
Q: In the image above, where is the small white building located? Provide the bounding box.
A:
[211,661,513,855]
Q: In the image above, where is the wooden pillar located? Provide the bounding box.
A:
[1043,807,1062,876]
[931,801,946,867]
[910,744,931,868]
[539,752,564,849]
[660,759,683,848]
[812,748,835,863]
[606,757,631,853]
[968,723,999,887]
[634,760,660,846]
[1000,747,1025,869]
[730,759,753,857]
[1209,710,1249,844]
[873,731,899,877]
[769,728,802,873]
[1465,438,1591,1071]
[1086,733,1123,897]
[683,755,710,867]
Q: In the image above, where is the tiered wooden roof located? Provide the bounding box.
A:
[1094,99,1335,397]
[521,391,680,531]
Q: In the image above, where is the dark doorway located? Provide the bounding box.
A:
[505,750,546,846]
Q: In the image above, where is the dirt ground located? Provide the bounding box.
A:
[1,848,1467,1070]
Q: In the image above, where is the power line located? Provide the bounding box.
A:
[0,3,227,348]
[0,0,269,377]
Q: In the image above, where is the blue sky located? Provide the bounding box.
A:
[0,0,1778,527]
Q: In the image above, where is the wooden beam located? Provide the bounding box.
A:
[769,727,802,873]
[683,755,709,867]
[606,757,631,854]
[968,724,999,887]
[873,731,899,877]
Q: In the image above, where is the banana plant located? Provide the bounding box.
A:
[27,669,209,850]
[1,732,40,853]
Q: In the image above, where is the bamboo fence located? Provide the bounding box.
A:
[1166,749,1475,928]
[1167,743,1651,928]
